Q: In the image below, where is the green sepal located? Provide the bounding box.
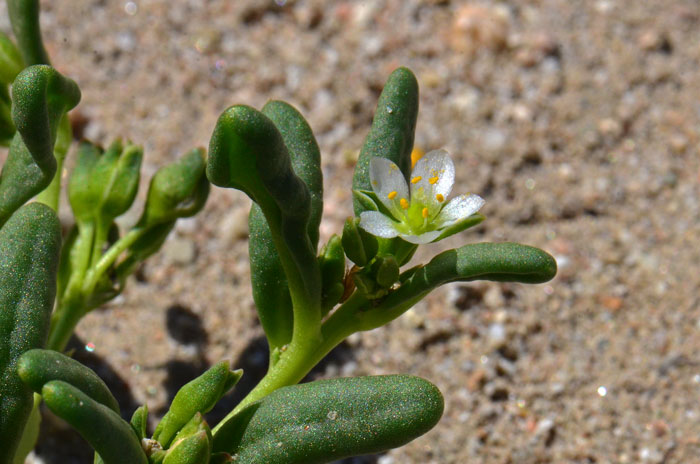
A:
[170,412,212,447]
[17,348,120,413]
[373,255,399,288]
[341,217,378,267]
[7,0,50,65]
[431,212,485,243]
[0,31,24,84]
[212,375,444,463]
[318,235,345,315]
[130,404,149,440]
[138,148,209,227]
[0,203,60,463]
[0,65,80,226]
[164,430,211,464]
[352,67,419,215]
[207,104,319,304]
[153,362,242,448]
[248,204,293,351]
[41,380,147,464]
[68,139,143,224]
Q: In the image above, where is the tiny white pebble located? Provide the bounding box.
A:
[124,1,138,15]
[597,386,607,397]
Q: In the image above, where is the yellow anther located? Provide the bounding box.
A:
[387,191,397,200]
[411,176,422,184]
[400,198,409,209]
[429,176,439,185]
[436,193,444,202]
[422,207,429,218]
[411,147,424,168]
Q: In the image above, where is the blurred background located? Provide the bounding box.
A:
[2,1,699,462]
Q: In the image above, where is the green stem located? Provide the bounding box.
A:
[212,293,368,435]
[6,0,50,65]
[83,227,144,294]
[35,151,63,211]
[47,292,86,351]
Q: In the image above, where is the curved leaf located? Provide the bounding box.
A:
[0,65,80,226]
[212,375,444,463]
[7,0,50,65]
[42,380,147,464]
[17,348,120,413]
[0,203,61,462]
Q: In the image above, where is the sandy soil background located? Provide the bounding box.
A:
[2,1,700,463]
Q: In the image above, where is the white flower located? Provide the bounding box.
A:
[359,149,484,244]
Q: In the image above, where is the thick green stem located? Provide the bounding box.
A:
[47,293,86,351]
[212,293,368,436]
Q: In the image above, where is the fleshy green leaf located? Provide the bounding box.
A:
[17,348,120,413]
[352,67,419,215]
[42,380,147,464]
[0,65,80,226]
[0,203,60,463]
[208,104,320,314]
[212,375,444,463]
[245,100,324,352]
[153,362,241,448]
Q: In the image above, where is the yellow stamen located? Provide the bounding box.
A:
[436,193,444,202]
[400,198,409,209]
[429,176,439,184]
[411,176,422,184]
[411,147,424,168]
[422,207,429,218]
[387,191,397,200]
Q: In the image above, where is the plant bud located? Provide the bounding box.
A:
[319,234,345,311]
[153,362,241,448]
[68,139,143,224]
[139,148,209,227]
[163,430,210,464]
[373,255,399,289]
[341,217,378,267]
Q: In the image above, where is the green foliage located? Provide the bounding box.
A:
[41,380,147,464]
[153,362,242,448]
[17,349,120,412]
[0,3,559,460]
[0,65,80,226]
[212,375,444,463]
[0,203,61,462]
[352,67,418,215]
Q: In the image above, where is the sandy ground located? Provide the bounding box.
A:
[2,1,700,463]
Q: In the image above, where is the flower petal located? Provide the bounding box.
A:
[400,230,442,244]
[435,194,484,227]
[410,149,455,204]
[369,157,409,218]
[359,211,401,238]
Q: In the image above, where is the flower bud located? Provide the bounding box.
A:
[138,148,209,227]
[341,217,378,267]
[68,139,143,224]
